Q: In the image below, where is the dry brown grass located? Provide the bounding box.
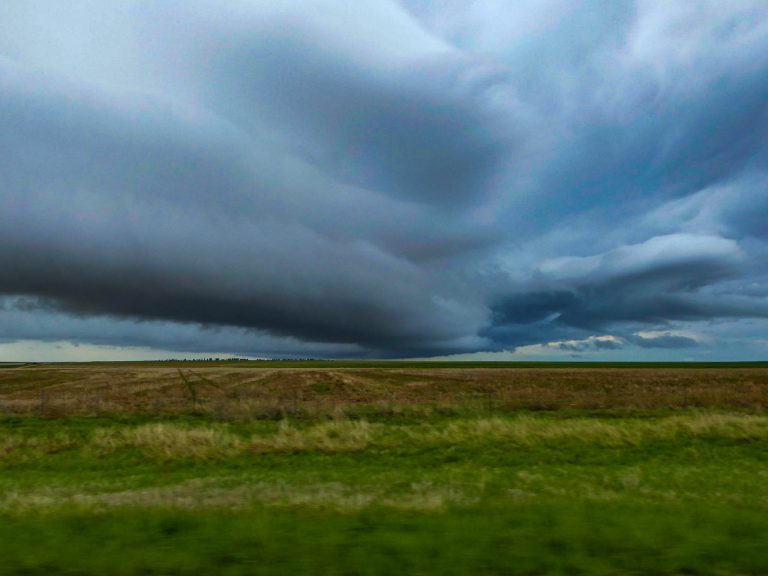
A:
[0,476,486,513]
[0,364,765,417]
[426,412,768,446]
[2,413,766,463]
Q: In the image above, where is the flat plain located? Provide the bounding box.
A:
[1,362,767,574]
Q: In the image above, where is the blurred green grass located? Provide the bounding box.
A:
[1,411,767,574]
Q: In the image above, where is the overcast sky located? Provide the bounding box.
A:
[1,0,767,361]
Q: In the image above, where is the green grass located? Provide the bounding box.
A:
[4,504,768,576]
[0,363,30,370]
[1,410,767,574]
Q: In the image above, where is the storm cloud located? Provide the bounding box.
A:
[0,1,766,359]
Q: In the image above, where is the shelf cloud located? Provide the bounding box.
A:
[0,1,767,359]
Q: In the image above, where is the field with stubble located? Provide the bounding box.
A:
[0,362,767,575]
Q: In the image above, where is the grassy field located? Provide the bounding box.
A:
[2,363,767,417]
[0,363,767,574]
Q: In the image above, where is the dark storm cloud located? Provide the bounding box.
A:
[0,54,489,352]
[527,65,768,222]
[207,35,513,207]
[628,334,698,350]
[487,234,768,348]
[0,296,366,357]
[548,337,624,353]
[0,1,767,358]
[408,1,768,238]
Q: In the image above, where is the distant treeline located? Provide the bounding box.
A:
[158,358,323,362]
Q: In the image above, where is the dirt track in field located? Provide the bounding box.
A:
[0,364,766,416]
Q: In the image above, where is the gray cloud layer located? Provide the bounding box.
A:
[0,1,767,358]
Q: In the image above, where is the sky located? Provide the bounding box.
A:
[0,0,767,361]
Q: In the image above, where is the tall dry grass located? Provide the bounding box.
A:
[2,413,766,463]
